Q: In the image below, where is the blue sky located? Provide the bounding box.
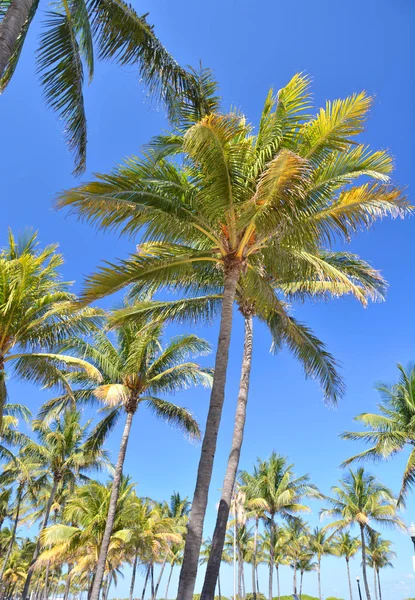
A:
[2,0,415,598]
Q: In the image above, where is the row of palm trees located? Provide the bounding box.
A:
[0,66,413,600]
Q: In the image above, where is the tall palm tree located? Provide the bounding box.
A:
[342,363,415,505]
[0,403,31,461]
[366,533,395,600]
[58,74,409,600]
[40,320,210,600]
[310,527,333,600]
[20,409,108,599]
[297,551,317,600]
[261,526,288,600]
[0,0,209,175]
[331,532,361,600]
[321,468,405,600]
[283,519,311,597]
[239,453,318,600]
[0,229,102,429]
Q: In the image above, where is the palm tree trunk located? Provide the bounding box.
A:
[0,483,23,582]
[251,516,258,600]
[0,0,35,77]
[238,544,243,599]
[268,517,275,600]
[217,572,221,600]
[165,564,174,600]
[63,566,73,600]
[151,564,155,600]
[201,313,253,600]
[346,558,353,600]
[256,566,260,596]
[360,525,371,600]
[103,573,112,600]
[130,552,139,600]
[317,557,322,600]
[293,563,297,595]
[141,565,151,600]
[377,569,381,600]
[43,561,50,600]
[373,569,378,600]
[89,410,134,600]
[177,263,241,600]
[300,571,304,599]
[275,564,280,600]
[21,477,59,600]
[154,552,169,599]
[241,562,246,600]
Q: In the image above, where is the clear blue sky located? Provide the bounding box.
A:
[2,0,415,598]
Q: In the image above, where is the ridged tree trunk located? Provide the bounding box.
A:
[268,517,276,600]
[21,477,58,600]
[141,565,151,600]
[360,525,371,600]
[317,557,322,600]
[154,552,169,600]
[201,313,253,600]
[251,516,259,600]
[373,569,378,600]
[346,558,353,600]
[0,484,23,582]
[177,263,241,600]
[275,564,280,600]
[165,564,174,600]
[129,552,139,600]
[377,569,382,600]
[89,410,134,600]
[0,0,35,76]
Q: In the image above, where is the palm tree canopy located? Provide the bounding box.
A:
[331,532,361,561]
[342,363,415,505]
[366,532,396,571]
[321,467,405,534]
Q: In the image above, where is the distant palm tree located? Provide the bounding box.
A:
[283,519,311,597]
[331,532,361,600]
[366,533,395,600]
[200,537,232,600]
[342,363,415,505]
[321,468,405,600]
[310,527,333,600]
[239,453,319,600]
[297,551,317,600]
[261,527,288,600]
[40,319,211,600]
[20,410,108,599]
[0,229,102,429]
[58,73,409,600]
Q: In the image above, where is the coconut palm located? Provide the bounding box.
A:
[239,453,318,600]
[321,468,405,600]
[200,537,231,600]
[342,363,415,505]
[261,526,288,600]
[331,532,361,600]
[0,404,31,462]
[366,533,395,600]
[0,229,102,429]
[57,73,409,600]
[297,551,317,599]
[40,320,210,600]
[20,409,108,599]
[310,527,333,600]
[0,0,210,175]
[283,519,311,597]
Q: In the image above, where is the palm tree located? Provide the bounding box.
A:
[297,551,317,599]
[40,320,210,600]
[0,0,209,175]
[58,74,409,600]
[200,537,231,600]
[20,409,108,599]
[0,229,102,429]
[321,468,405,600]
[261,527,288,600]
[283,519,311,597]
[0,403,31,461]
[331,532,361,600]
[310,527,333,600]
[366,533,395,600]
[239,453,318,600]
[342,363,415,505]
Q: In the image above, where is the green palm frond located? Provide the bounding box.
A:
[37,7,87,175]
[142,396,200,440]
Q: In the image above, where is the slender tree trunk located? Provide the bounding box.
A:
[43,561,50,600]
[251,517,258,600]
[241,563,245,600]
[154,552,169,599]
[165,565,173,600]
[150,564,155,600]
[103,573,112,600]
[373,569,378,600]
[217,572,221,600]
[293,563,297,595]
[141,565,151,600]
[201,314,253,600]
[317,557,322,600]
[63,566,73,600]
[0,484,23,582]
[238,543,243,600]
[268,518,275,600]
[89,411,134,600]
[377,569,381,600]
[346,558,353,600]
[0,0,35,76]
[130,553,139,600]
[177,263,241,600]
[300,571,303,599]
[256,566,260,596]
[21,478,58,600]
[360,526,371,600]
[275,564,280,600]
